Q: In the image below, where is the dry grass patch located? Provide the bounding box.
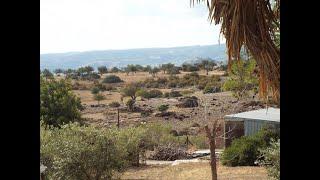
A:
[121,162,267,180]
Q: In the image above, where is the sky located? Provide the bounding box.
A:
[40,0,223,54]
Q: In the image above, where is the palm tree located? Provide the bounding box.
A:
[191,0,280,104]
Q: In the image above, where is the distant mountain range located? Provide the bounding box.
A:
[40,44,227,70]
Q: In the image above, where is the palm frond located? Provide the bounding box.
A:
[192,0,280,104]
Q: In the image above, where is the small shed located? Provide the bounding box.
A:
[224,108,280,147]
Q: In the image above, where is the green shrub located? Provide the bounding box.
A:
[189,135,209,149]
[258,139,280,180]
[136,89,148,97]
[98,83,109,91]
[91,86,100,94]
[93,93,106,105]
[169,91,183,97]
[40,123,127,180]
[136,89,163,99]
[148,89,163,98]
[40,78,83,127]
[138,123,176,150]
[110,67,120,73]
[221,128,279,167]
[203,85,221,94]
[103,75,123,83]
[126,99,136,111]
[222,59,258,99]
[158,104,169,112]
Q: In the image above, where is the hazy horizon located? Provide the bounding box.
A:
[41,0,223,54]
[40,43,224,55]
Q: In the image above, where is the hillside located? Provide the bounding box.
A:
[40,44,227,70]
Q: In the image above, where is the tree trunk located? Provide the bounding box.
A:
[209,137,217,180]
[205,125,218,180]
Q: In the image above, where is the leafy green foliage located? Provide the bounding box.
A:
[122,83,141,100]
[126,64,138,75]
[182,64,199,72]
[91,87,100,95]
[97,66,108,75]
[110,67,120,73]
[40,122,209,179]
[40,78,82,127]
[54,68,64,74]
[197,59,216,75]
[137,89,163,99]
[258,139,280,180]
[157,104,169,112]
[41,123,127,180]
[126,99,136,111]
[149,67,160,77]
[203,84,221,94]
[93,93,106,105]
[164,91,183,98]
[160,63,175,74]
[221,128,279,166]
[222,59,258,99]
[102,75,123,83]
[42,69,54,79]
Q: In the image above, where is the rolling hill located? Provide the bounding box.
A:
[40,44,227,70]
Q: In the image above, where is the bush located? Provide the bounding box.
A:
[126,99,136,111]
[136,89,149,98]
[109,101,121,108]
[93,93,106,104]
[148,89,163,98]
[94,83,112,92]
[171,91,183,97]
[189,135,209,149]
[91,86,100,94]
[221,128,279,166]
[258,139,280,180]
[40,123,127,179]
[203,85,221,94]
[158,104,169,112]
[136,89,163,99]
[40,78,83,127]
[103,75,123,83]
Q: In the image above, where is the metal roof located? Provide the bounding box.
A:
[225,107,280,122]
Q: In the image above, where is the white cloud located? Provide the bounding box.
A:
[40,0,222,54]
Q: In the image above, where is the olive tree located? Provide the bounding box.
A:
[40,77,82,127]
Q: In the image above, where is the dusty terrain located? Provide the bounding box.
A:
[56,70,270,179]
[121,162,268,180]
[70,71,265,130]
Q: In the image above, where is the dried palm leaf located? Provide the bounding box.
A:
[192,0,280,104]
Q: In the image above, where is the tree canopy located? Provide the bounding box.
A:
[40,77,83,127]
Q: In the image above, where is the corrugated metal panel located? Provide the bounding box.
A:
[244,119,279,136]
[225,108,280,122]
